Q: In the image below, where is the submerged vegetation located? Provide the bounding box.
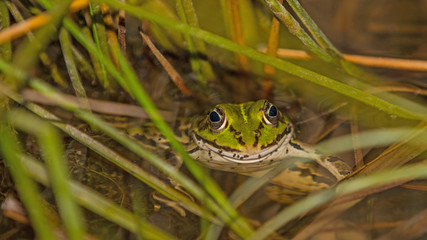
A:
[1,0,427,239]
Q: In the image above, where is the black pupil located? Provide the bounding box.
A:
[268,106,278,117]
[209,111,221,122]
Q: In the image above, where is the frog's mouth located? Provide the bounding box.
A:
[190,125,293,164]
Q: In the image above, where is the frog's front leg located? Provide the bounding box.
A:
[266,140,352,204]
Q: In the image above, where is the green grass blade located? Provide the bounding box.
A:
[285,0,339,56]
[176,0,203,83]
[181,0,215,80]
[316,128,415,154]
[284,0,370,79]
[4,0,73,89]
[5,1,67,87]
[0,122,56,240]
[0,1,11,61]
[263,0,333,62]
[8,110,85,240]
[59,28,90,109]
[89,0,111,88]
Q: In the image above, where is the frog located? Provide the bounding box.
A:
[130,99,352,203]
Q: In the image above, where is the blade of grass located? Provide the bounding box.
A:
[20,153,178,240]
[59,28,90,110]
[219,0,232,39]
[4,0,74,90]
[176,0,202,82]
[285,0,339,56]
[284,0,369,79]
[138,30,193,96]
[71,45,97,81]
[316,128,414,155]
[8,109,85,240]
[176,0,212,84]
[263,0,333,62]
[5,1,67,87]
[89,0,111,88]
[140,0,185,51]
[80,24,110,88]
[0,1,11,61]
[101,0,427,120]
[0,123,56,240]
[181,0,215,80]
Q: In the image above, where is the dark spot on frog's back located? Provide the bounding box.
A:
[253,135,259,147]
[229,125,241,135]
[237,136,245,145]
[256,122,264,131]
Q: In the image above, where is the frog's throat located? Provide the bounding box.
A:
[190,124,293,164]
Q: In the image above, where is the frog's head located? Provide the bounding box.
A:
[189,100,294,172]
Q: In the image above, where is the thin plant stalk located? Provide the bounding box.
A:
[0,1,11,61]
[4,0,73,89]
[89,0,111,88]
[59,28,90,110]
[284,0,370,79]
[0,123,56,240]
[5,1,67,87]
[177,0,209,84]
[263,0,333,62]
[8,110,85,240]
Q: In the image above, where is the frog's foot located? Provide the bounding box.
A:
[151,192,187,217]
[168,178,194,202]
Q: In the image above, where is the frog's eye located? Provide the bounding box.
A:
[268,105,278,117]
[208,107,227,132]
[263,102,279,127]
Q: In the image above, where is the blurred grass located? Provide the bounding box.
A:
[7,110,85,240]
[0,0,427,239]
[0,122,57,240]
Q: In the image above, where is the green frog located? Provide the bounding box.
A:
[130,99,352,203]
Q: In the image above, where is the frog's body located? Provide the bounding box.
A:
[130,100,352,203]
